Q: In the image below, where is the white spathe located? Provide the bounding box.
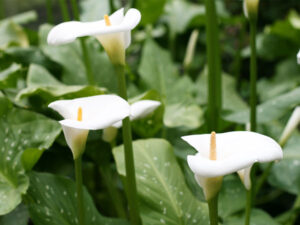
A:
[279,106,300,147]
[182,131,283,192]
[49,95,130,158]
[102,100,161,142]
[297,50,300,64]
[47,8,141,47]
[47,8,141,65]
[113,100,161,128]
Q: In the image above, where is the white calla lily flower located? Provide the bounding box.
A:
[49,95,130,159]
[182,131,282,199]
[279,106,300,147]
[102,100,161,142]
[297,50,300,64]
[47,8,141,65]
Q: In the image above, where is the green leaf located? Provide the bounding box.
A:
[218,175,246,218]
[21,148,44,171]
[269,10,300,45]
[255,33,297,61]
[27,172,128,225]
[0,97,61,215]
[136,0,167,25]
[223,209,280,225]
[113,139,209,225]
[139,39,203,130]
[0,63,22,89]
[0,204,29,225]
[165,0,205,34]
[224,86,300,124]
[0,11,37,25]
[0,21,28,50]
[257,58,300,102]
[164,103,204,130]
[139,39,179,102]
[17,64,105,106]
[4,47,61,73]
[269,132,300,194]
[197,69,248,111]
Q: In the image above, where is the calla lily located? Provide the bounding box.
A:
[182,131,282,200]
[49,95,130,159]
[297,50,300,64]
[243,0,260,21]
[47,8,141,65]
[102,100,161,142]
[279,106,300,147]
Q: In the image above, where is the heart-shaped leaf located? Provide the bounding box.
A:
[113,139,209,225]
[0,96,61,215]
[17,64,105,106]
[26,172,129,225]
[139,39,203,130]
[224,86,300,124]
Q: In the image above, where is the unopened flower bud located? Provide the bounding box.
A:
[243,0,260,21]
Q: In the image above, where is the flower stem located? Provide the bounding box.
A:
[0,0,5,19]
[99,164,127,218]
[58,0,70,22]
[70,0,95,85]
[109,0,115,13]
[130,0,136,8]
[115,64,141,225]
[254,162,274,196]
[204,0,222,132]
[74,157,84,225]
[249,20,257,132]
[80,38,95,85]
[46,0,54,24]
[208,195,219,225]
[244,189,252,225]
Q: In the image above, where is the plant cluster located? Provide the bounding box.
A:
[0,0,300,225]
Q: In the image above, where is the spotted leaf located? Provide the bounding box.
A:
[27,172,129,225]
[113,139,209,225]
[0,96,61,215]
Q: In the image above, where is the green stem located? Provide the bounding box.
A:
[244,189,252,225]
[255,162,274,196]
[70,0,80,20]
[130,0,136,8]
[249,20,257,132]
[58,0,70,22]
[46,0,54,24]
[99,165,127,218]
[233,19,246,91]
[109,0,115,13]
[244,20,258,225]
[75,157,85,225]
[115,65,141,225]
[80,38,96,85]
[204,0,222,132]
[208,195,219,225]
[169,32,176,59]
[0,0,5,19]
[70,0,95,85]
